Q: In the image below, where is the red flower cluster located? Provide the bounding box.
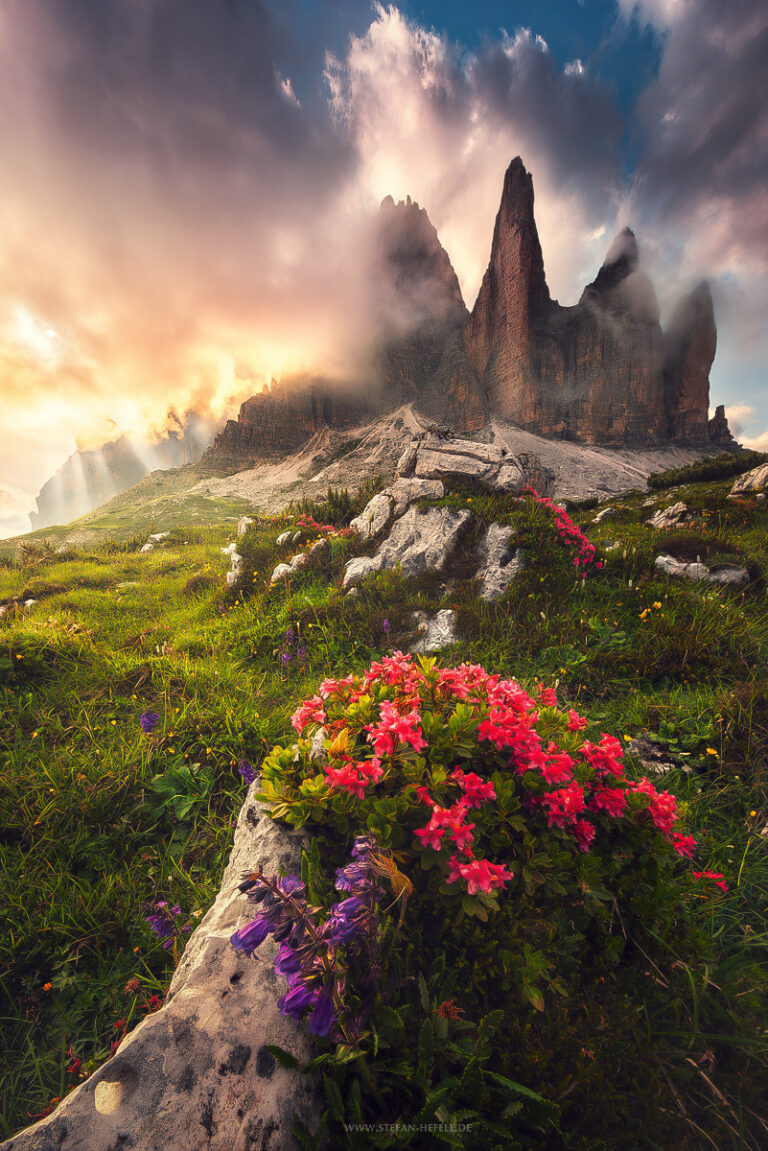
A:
[296,513,351,539]
[283,654,705,900]
[522,486,603,573]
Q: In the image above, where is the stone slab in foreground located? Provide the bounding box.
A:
[1,790,320,1151]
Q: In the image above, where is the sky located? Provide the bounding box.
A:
[0,0,766,536]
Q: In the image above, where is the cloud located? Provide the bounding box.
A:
[0,483,35,540]
[328,8,624,305]
[0,0,767,513]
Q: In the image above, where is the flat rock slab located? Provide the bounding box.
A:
[413,435,525,493]
[1,789,320,1151]
[343,506,472,588]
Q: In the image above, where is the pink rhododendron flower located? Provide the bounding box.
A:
[452,768,496,806]
[573,819,596,852]
[291,696,326,734]
[542,782,586,828]
[538,686,558,707]
[692,870,728,892]
[415,824,445,851]
[566,709,588,732]
[590,786,628,818]
[540,747,575,785]
[448,858,513,894]
[672,833,697,859]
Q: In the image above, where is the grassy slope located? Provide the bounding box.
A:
[0,480,767,1144]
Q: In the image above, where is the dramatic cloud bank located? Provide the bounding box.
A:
[0,0,766,534]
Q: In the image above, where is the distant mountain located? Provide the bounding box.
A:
[207,157,731,470]
[30,411,220,529]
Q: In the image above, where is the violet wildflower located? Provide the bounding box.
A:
[238,759,256,786]
[231,838,383,1043]
[140,710,160,734]
[297,646,307,664]
[382,618,391,635]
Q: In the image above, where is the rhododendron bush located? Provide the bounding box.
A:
[257,655,703,989]
[239,654,728,1144]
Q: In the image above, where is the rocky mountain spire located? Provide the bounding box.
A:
[464,157,550,419]
[663,281,718,443]
[373,195,485,431]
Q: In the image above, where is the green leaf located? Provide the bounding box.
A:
[418,971,430,1012]
[414,1078,460,1124]
[322,1074,345,1121]
[418,1017,436,1073]
[264,1044,299,1069]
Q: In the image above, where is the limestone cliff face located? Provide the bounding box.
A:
[209,376,373,471]
[463,157,728,447]
[208,156,729,468]
[373,195,486,432]
[208,198,486,470]
[663,281,719,444]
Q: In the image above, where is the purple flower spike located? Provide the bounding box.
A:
[308,992,336,1037]
[140,710,160,734]
[382,619,391,634]
[238,759,256,786]
[231,915,272,955]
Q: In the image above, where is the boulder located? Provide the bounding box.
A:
[411,609,460,653]
[276,531,293,547]
[350,492,394,540]
[654,554,749,587]
[593,506,620,524]
[654,554,710,582]
[730,464,768,497]
[413,435,525,493]
[646,502,690,530]
[474,524,523,602]
[396,440,419,478]
[343,506,472,588]
[389,477,444,515]
[237,517,256,537]
[0,786,320,1151]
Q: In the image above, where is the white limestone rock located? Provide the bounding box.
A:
[646,502,690,530]
[730,463,768,497]
[350,492,394,540]
[396,440,419,478]
[593,506,620,524]
[342,506,472,588]
[706,565,750,588]
[237,517,256,536]
[270,562,294,583]
[653,554,749,587]
[654,554,709,582]
[474,524,523,602]
[0,786,321,1151]
[413,436,525,494]
[276,530,292,547]
[389,477,444,515]
[410,609,460,653]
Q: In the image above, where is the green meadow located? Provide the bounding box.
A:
[1,468,767,1148]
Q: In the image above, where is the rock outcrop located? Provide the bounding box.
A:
[730,464,768,497]
[1,786,321,1151]
[343,505,472,588]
